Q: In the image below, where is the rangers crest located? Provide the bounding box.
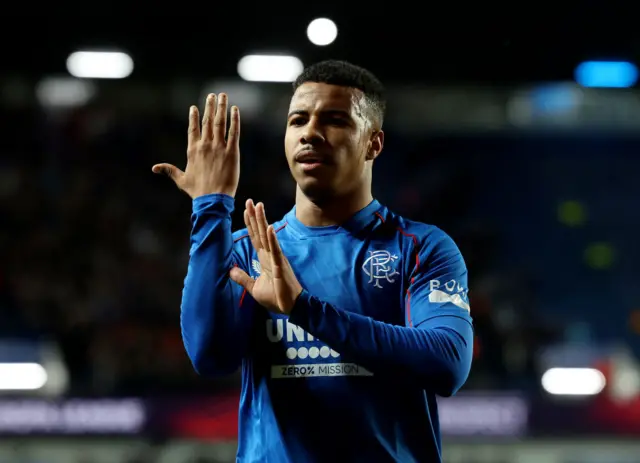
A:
[252,259,262,276]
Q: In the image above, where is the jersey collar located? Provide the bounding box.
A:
[285,199,384,237]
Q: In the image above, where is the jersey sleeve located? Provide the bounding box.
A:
[180,194,254,376]
[289,228,474,395]
[406,231,472,328]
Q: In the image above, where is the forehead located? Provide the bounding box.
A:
[289,82,364,116]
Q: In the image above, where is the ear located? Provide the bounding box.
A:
[366,130,384,161]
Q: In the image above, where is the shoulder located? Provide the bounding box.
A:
[232,228,251,245]
[384,209,460,253]
[231,216,289,264]
[381,208,465,270]
[271,217,290,235]
[232,216,288,244]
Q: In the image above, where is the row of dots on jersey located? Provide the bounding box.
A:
[286,346,341,360]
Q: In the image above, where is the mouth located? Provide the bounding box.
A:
[295,150,331,169]
[298,161,326,172]
[296,150,329,164]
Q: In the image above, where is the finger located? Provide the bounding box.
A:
[152,163,185,185]
[227,106,240,148]
[246,200,264,250]
[254,202,270,253]
[229,267,255,293]
[213,93,228,142]
[244,207,261,250]
[267,225,284,279]
[201,94,216,142]
[187,105,200,149]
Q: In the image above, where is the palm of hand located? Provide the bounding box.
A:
[233,200,303,315]
[251,248,279,310]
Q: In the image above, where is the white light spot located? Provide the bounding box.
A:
[237,55,303,83]
[306,18,338,46]
[541,367,606,396]
[66,51,134,79]
[0,363,48,390]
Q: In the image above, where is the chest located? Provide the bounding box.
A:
[280,237,411,324]
[245,234,414,379]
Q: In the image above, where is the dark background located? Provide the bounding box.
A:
[0,9,639,463]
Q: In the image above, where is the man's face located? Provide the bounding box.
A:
[284,82,382,201]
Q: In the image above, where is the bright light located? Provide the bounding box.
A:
[574,61,638,88]
[0,363,48,390]
[66,51,134,79]
[237,55,303,83]
[306,18,338,46]
[36,77,95,108]
[541,367,606,396]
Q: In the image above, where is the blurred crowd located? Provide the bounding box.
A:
[0,103,557,397]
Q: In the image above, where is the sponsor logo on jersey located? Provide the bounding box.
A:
[428,279,470,311]
[266,318,372,379]
[271,363,372,378]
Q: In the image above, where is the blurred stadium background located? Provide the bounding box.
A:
[2,10,640,463]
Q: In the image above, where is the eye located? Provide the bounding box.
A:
[289,117,306,126]
[327,117,348,126]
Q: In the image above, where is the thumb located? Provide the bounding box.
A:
[230,267,255,292]
[152,163,184,184]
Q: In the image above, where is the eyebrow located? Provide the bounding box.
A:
[287,109,352,119]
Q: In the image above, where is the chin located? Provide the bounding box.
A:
[297,178,339,202]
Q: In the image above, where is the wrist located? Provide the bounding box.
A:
[192,193,236,216]
[285,287,305,315]
[192,191,235,200]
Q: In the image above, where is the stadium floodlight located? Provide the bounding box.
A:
[66,51,134,79]
[541,367,606,396]
[0,363,48,390]
[306,18,338,46]
[237,55,303,83]
[574,61,638,88]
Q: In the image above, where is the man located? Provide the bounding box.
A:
[153,61,473,463]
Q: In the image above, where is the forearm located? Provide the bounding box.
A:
[289,290,473,395]
[181,194,248,376]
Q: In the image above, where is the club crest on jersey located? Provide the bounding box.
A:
[251,259,261,278]
[362,250,400,289]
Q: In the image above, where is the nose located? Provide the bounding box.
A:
[300,119,325,146]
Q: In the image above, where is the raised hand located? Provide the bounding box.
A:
[230,200,303,315]
[152,93,240,198]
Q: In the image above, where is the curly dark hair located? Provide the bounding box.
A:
[293,60,386,127]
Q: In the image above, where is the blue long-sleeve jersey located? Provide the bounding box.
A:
[181,194,474,463]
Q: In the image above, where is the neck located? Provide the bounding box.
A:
[294,185,373,227]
